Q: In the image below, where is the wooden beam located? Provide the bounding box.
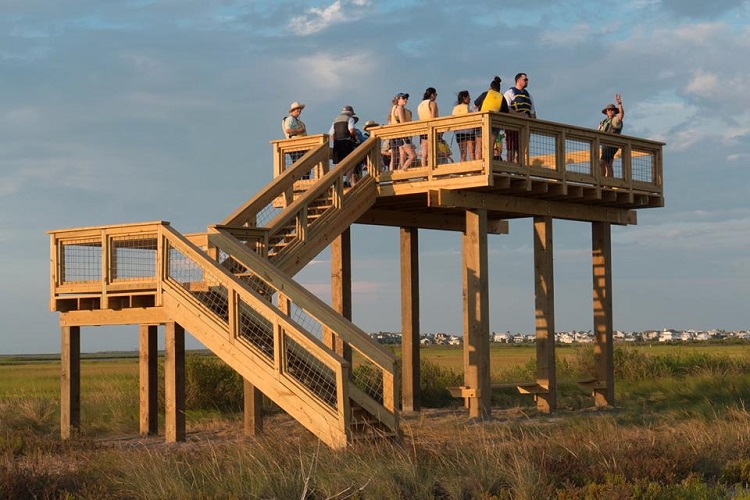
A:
[462,210,491,418]
[243,379,264,436]
[400,227,420,412]
[592,222,615,407]
[357,208,509,234]
[59,308,170,327]
[430,189,637,225]
[324,230,353,362]
[164,322,186,442]
[139,324,159,436]
[60,325,80,440]
[533,217,557,413]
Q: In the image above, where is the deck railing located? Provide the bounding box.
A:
[274,112,664,198]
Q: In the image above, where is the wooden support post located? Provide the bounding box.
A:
[400,227,420,412]
[592,222,615,407]
[243,379,264,436]
[462,209,491,418]
[139,324,159,436]
[325,229,352,363]
[164,322,186,442]
[60,325,80,440]
[533,216,557,413]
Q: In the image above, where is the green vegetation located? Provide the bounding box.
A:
[2,344,750,498]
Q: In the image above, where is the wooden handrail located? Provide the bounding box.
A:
[221,142,331,227]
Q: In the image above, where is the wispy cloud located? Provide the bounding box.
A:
[288,0,372,36]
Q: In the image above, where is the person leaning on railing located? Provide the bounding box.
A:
[504,73,537,163]
[389,93,416,170]
[598,94,624,178]
[452,90,476,162]
[476,76,509,161]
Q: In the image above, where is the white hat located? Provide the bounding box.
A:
[288,101,305,113]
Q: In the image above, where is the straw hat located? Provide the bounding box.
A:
[288,101,305,113]
[601,103,618,114]
[363,120,380,130]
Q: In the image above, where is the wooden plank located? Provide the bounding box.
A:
[533,216,557,413]
[592,222,615,407]
[243,379,264,436]
[139,324,159,436]
[164,322,186,442]
[462,209,491,418]
[59,308,169,326]
[358,208,509,234]
[447,386,479,398]
[326,230,352,363]
[431,189,637,225]
[400,227,420,412]
[60,325,80,440]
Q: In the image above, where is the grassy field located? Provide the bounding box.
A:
[3,342,750,498]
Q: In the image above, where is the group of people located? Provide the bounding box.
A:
[281,73,625,180]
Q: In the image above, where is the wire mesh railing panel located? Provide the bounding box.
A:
[61,239,102,284]
[352,360,384,404]
[283,146,316,179]
[289,302,323,340]
[111,235,157,281]
[502,123,523,164]
[167,244,229,322]
[528,132,557,169]
[284,333,338,410]
[600,140,625,180]
[237,299,275,362]
[632,149,655,184]
[565,138,593,175]
[253,203,283,228]
[216,250,323,341]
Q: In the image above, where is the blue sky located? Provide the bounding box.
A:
[1,0,749,354]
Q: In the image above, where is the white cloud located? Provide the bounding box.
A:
[288,0,372,36]
[292,51,376,92]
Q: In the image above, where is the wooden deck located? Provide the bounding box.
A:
[273,111,663,228]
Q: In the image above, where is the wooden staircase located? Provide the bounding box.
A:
[49,136,399,449]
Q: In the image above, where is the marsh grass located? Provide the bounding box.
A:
[3,344,750,497]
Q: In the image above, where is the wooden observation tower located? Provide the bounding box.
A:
[49,111,664,447]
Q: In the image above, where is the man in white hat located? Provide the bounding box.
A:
[282,101,308,176]
[283,101,306,139]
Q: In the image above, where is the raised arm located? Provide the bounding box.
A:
[615,93,624,120]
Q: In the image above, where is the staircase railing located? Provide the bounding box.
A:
[49,220,399,447]
[218,136,380,275]
[206,227,399,432]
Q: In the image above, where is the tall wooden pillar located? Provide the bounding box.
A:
[592,222,615,407]
[61,325,81,440]
[462,209,491,418]
[325,229,352,362]
[164,322,186,442]
[139,324,159,435]
[243,379,264,436]
[533,216,557,413]
[400,227,420,412]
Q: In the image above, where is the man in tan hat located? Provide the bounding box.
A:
[283,101,306,139]
[598,94,624,177]
[282,101,309,176]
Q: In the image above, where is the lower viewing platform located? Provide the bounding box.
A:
[273,111,663,226]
